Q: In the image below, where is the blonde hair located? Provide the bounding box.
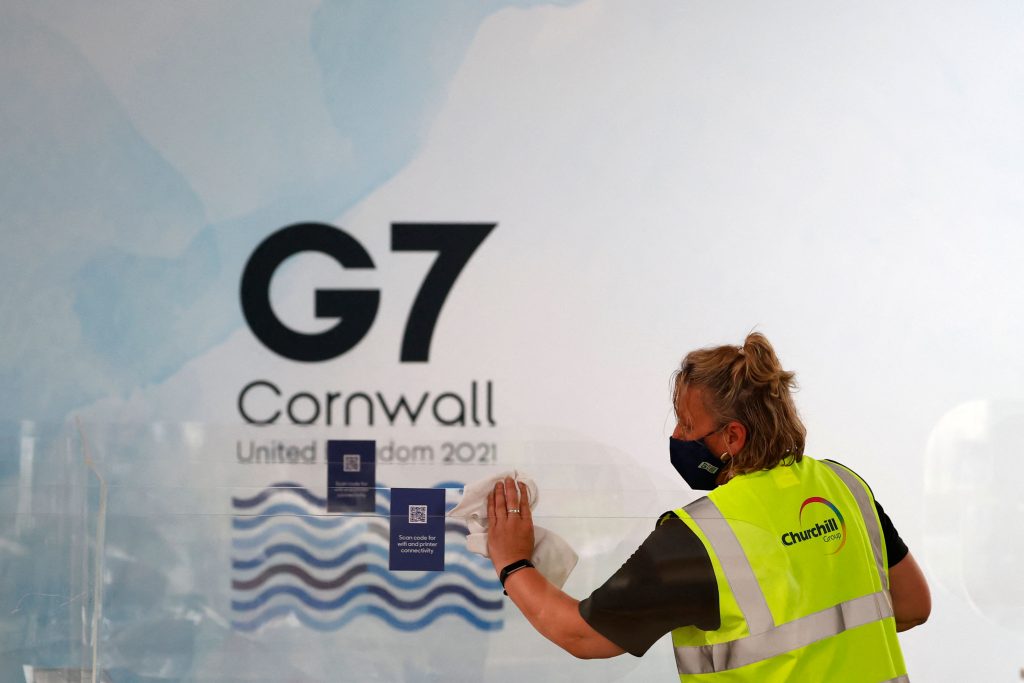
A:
[673,332,806,481]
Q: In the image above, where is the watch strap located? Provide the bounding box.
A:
[499,558,535,594]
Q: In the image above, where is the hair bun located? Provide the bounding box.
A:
[739,333,797,397]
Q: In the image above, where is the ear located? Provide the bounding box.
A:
[723,421,747,456]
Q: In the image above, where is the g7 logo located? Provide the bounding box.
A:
[240,222,495,362]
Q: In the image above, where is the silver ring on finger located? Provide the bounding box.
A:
[507,508,520,514]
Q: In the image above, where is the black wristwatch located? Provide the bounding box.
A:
[499,559,535,594]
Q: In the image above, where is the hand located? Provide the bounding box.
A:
[486,477,535,571]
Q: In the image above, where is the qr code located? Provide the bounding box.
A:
[342,454,361,472]
[408,505,428,524]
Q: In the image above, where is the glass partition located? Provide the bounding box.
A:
[0,421,105,682]
[2,422,691,681]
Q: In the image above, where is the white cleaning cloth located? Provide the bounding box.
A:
[447,470,578,589]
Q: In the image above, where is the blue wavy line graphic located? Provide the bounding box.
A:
[232,480,465,510]
[233,482,388,510]
[232,520,382,551]
[233,503,390,530]
[232,561,501,592]
[233,538,486,571]
[233,542,375,571]
[227,479,489,633]
[232,482,327,509]
[231,603,502,632]
[232,583,502,612]
[231,519,468,552]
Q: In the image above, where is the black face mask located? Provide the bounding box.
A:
[669,434,728,491]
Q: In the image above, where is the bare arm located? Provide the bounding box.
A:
[888,551,930,632]
[502,564,626,659]
[487,478,626,659]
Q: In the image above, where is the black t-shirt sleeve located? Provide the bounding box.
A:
[578,514,719,657]
[874,499,908,567]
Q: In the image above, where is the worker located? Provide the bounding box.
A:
[487,332,930,680]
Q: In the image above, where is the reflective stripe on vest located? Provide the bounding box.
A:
[822,460,889,591]
[673,460,899,676]
[684,497,775,634]
[674,589,894,673]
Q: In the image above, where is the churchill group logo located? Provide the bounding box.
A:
[780,497,847,554]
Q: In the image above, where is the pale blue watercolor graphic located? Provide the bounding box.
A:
[1,0,580,424]
[1,2,581,679]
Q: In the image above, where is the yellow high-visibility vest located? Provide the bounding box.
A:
[667,456,908,682]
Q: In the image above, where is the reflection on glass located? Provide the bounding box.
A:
[924,400,1024,632]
